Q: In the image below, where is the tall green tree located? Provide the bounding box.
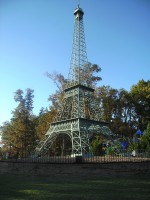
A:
[140,122,150,150]
[130,80,150,130]
[2,89,37,158]
[96,86,136,136]
[97,85,118,123]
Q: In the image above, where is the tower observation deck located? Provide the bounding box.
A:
[36,4,113,156]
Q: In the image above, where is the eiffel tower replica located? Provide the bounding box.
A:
[36,3,112,156]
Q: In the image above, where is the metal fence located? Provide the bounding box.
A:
[0,150,150,164]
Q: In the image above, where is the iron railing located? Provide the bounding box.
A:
[0,150,150,164]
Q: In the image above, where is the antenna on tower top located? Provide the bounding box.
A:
[78,0,80,7]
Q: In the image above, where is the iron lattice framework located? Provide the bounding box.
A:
[36,5,112,156]
[67,7,88,88]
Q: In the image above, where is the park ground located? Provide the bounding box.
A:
[0,173,150,200]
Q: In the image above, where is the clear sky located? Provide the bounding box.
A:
[0,0,150,126]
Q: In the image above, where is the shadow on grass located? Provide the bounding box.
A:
[0,174,150,200]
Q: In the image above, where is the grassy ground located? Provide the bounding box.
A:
[0,174,150,200]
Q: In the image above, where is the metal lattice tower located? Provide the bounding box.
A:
[36,4,112,156]
[67,6,88,88]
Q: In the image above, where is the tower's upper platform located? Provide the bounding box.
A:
[74,7,84,20]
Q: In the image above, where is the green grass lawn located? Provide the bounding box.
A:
[0,174,150,200]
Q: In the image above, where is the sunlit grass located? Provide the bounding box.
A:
[0,174,150,200]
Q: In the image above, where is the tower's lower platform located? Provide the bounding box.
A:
[35,118,113,155]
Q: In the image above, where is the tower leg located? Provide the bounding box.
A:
[71,130,90,155]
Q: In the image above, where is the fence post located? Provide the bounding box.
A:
[75,156,82,163]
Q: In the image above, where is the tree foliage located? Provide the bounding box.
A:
[1,69,149,156]
[90,136,104,156]
[130,80,150,130]
[2,89,37,158]
[80,63,102,87]
[96,80,150,137]
[140,122,150,150]
[35,108,57,140]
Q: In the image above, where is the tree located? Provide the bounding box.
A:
[1,121,15,157]
[96,86,137,137]
[140,122,150,150]
[35,108,57,140]
[80,63,102,87]
[90,136,105,156]
[130,80,150,130]
[96,85,118,123]
[25,88,34,115]
[2,89,37,158]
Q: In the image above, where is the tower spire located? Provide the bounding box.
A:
[65,4,89,89]
[78,0,80,7]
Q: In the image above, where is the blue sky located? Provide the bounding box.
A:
[0,0,150,126]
